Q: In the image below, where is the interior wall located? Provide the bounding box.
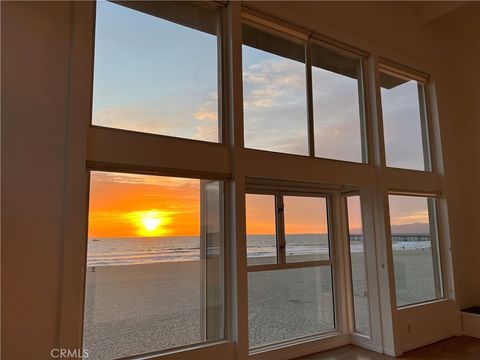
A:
[1,1,478,359]
[431,3,480,310]
[1,2,74,359]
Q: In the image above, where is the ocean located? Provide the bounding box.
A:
[87,234,432,267]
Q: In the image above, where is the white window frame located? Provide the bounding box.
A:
[57,2,455,360]
[386,192,446,308]
[245,188,339,354]
[242,13,370,163]
[378,62,434,172]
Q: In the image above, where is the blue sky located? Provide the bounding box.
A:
[92,1,430,226]
[93,1,219,141]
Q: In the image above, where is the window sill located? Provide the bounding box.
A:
[249,331,348,360]
[129,340,235,360]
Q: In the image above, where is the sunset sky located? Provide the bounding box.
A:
[88,172,201,238]
[89,173,348,238]
[89,2,428,238]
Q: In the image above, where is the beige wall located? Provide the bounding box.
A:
[2,2,75,359]
[2,1,479,359]
[433,3,480,309]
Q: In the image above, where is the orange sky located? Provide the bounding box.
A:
[88,172,200,238]
[245,194,334,235]
[89,171,363,238]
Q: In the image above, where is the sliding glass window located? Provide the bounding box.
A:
[242,22,368,163]
[388,194,443,307]
[92,1,222,142]
[84,172,224,359]
[345,195,370,336]
[246,192,334,350]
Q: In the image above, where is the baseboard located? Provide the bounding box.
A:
[349,337,383,354]
[461,311,480,338]
[401,333,456,353]
[383,347,402,357]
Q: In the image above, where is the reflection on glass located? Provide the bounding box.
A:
[246,194,277,266]
[388,195,443,307]
[92,1,219,142]
[283,196,329,262]
[380,71,430,170]
[346,196,370,336]
[84,172,223,359]
[312,46,364,163]
[248,266,334,348]
[242,24,308,155]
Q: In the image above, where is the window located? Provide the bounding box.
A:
[84,172,224,359]
[247,191,334,350]
[388,194,443,307]
[345,195,370,336]
[246,194,277,266]
[92,1,221,142]
[242,22,367,162]
[67,4,449,359]
[284,195,330,262]
[380,67,431,171]
[312,45,366,163]
[242,24,309,155]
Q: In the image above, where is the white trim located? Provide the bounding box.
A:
[379,60,429,83]
[123,341,235,360]
[58,1,94,351]
[401,334,458,354]
[249,334,350,360]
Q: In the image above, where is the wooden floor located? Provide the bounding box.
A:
[296,336,480,360]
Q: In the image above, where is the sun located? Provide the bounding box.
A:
[127,210,171,237]
[142,214,161,232]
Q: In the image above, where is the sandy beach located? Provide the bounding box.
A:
[84,248,437,359]
[83,261,204,359]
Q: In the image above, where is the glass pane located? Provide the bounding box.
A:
[201,180,224,340]
[84,172,223,359]
[248,266,334,348]
[312,46,365,163]
[246,194,277,266]
[388,195,443,307]
[92,1,220,142]
[346,196,370,336]
[242,24,309,155]
[380,71,430,170]
[284,196,329,262]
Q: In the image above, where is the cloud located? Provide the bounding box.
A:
[194,110,217,121]
[93,89,220,143]
[243,58,306,111]
[393,210,429,225]
[194,124,218,142]
[242,57,309,154]
[91,171,199,189]
[389,195,429,226]
[93,105,192,137]
[193,91,218,122]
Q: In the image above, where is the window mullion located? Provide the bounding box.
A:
[418,83,432,172]
[305,37,315,157]
[276,193,286,264]
[358,58,369,164]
